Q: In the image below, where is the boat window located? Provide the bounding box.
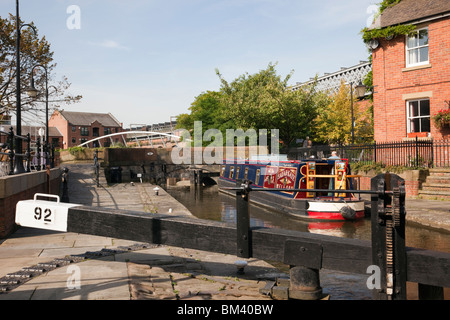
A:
[255,169,261,185]
[244,167,248,180]
[220,166,225,177]
[236,167,240,179]
[230,166,234,179]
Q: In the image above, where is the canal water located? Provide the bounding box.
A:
[166,185,450,300]
[166,185,450,252]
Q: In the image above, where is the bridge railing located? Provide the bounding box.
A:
[15,172,450,300]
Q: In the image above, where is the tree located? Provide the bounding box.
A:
[314,81,373,145]
[176,90,235,146]
[216,63,329,148]
[0,14,81,124]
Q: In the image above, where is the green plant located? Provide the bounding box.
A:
[432,109,450,129]
[362,24,416,43]
[361,0,416,43]
[351,161,426,174]
[67,146,86,156]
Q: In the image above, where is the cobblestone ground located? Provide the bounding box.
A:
[127,246,279,300]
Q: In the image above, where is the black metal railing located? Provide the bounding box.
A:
[287,138,450,168]
[0,127,55,176]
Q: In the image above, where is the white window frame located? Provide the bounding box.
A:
[406,99,430,133]
[406,27,429,68]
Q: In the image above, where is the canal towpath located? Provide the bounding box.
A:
[0,163,287,300]
[0,162,448,300]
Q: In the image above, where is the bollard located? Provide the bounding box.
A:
[289,266,323,300]
[154,187,160,196]
[283,240,324,300]
[236,180,252,259]
[61,167,70,203]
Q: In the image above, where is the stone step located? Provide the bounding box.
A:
[429,168,450,173]
[429,169,450,177]
[418,190,450,201]
[426,175,450,183]
[422,183,450,192]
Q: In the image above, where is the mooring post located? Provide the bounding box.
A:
[289,266,323,300]
[370,173,407,300]
[283,240,324,300]
[26,133,31,172]
[61,167,70,203]
[236,180,251,259]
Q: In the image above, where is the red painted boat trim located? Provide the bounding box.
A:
[307,210,365,221]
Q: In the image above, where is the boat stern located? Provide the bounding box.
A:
[306,199,365,221]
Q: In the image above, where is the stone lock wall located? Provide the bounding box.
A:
[0,169,61,239]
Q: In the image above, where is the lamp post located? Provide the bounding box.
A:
[347,80,367,145]
[26,65,55,146]
[14,0,36,174]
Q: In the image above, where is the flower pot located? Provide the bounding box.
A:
[407,132,428,138]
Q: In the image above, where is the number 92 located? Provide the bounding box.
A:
[34,207,52,222]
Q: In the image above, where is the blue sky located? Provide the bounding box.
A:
[1,0,378,128]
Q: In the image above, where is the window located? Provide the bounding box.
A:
[407,99,430,133]
[104,128,112,135]
[406,28,429,67]
[80,127,89,136]
[229,166,235,179]
[255,169,261,185]
[72,126,76,132]
[93,127,99,137]
[71,137,76,144]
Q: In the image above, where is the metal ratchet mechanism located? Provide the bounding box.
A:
[384,187,402,298]
[378,175,405,299]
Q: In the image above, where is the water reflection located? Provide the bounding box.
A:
[167,185,450,253]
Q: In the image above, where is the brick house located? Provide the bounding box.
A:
[49,110,123,149]
[370,0,450,142]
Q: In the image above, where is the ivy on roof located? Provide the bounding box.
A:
[361,0,416,43]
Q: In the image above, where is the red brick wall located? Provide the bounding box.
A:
[49,111,124,149]
[49,111,69,148]
[0,170,61,239]
[373,18,450,142]
[356,170,425,198]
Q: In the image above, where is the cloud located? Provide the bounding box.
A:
[90,40,131,51]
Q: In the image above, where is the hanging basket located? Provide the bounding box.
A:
[433,109,450,130]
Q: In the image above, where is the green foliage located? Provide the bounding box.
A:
[0,14,81,116]
[215,63,330,148]
[351,160,429,174]
[432,108,450,129]
[313,81,373,145]
[361,0,416,43]
[67,146,86,156]
[361,24,416,42]
[175,90,234,146]
[379,0,402,13]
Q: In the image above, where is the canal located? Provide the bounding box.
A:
[166,184,450,300]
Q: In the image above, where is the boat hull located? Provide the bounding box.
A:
[218,179,365,221]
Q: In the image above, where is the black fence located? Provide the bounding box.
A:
[287,138,450,168]
[0,127,55,176]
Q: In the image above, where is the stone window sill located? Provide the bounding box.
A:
[402,64,432,72]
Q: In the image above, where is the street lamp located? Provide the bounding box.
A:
[14,0,36,174]
[355,81,367,99]
[347,80,367,144]
[26,65,57,147]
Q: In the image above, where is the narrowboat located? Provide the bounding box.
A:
[218,157,365,221]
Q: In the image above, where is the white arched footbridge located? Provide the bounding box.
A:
[77,131,186,148]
